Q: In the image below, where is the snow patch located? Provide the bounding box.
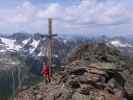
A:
[29,48,36,54]
[31,40,40,48]
[38,48,47,56]
[29,39,40,54]
[54,54,59,58]
[0,49,6,52]
[22,38,30,45]
[38,52,43,56]
[110,40,133,48]
[63,39,67,44]
[0,37,22,51]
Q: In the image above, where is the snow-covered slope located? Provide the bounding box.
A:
[109,40,133,48]
[29,39,40,54]
[0,35,41,54]
[21,34,78,57]
[107,37,133,58]
[0,37,22,52]
[107,37,133,48]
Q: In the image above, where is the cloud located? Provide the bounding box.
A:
[0,0,132,35]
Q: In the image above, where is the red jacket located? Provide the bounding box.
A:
[41,64,49,76]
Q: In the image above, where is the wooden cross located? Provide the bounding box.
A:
[47,18,57,77]
[40,18,57,78]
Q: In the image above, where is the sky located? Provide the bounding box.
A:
[0,0,133,36]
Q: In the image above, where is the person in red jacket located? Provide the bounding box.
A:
[41,62,50,83]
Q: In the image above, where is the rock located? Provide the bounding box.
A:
[72,92,91,100]
[70,68,87,75]
[62,88,74,100]
[36,94,43,100]
[66,79,80,89]
[107,78,118,89]
[33,90,38,96]
[114,88,128,98]
[88,68,107,76]
[46,95,55,100]
[78,84,94,95]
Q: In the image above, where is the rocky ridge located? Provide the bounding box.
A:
[14,43,132,100]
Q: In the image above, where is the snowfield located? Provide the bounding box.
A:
[0,37,22,51]
[109,40,133,48]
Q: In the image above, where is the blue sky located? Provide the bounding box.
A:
[0,0,133,36]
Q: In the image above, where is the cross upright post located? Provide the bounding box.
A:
[47,18,57,79]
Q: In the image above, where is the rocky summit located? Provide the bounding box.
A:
[14,43,133,100]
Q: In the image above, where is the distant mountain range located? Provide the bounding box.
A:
[0,33,91,57]
[1,33,133,58]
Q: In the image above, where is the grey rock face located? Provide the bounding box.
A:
[0,53,29,100]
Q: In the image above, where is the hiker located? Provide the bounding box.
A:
[41,62,51,83]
